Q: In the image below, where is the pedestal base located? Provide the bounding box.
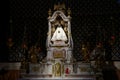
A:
[20,62,96,80]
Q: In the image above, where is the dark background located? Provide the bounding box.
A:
[0,0,120,62]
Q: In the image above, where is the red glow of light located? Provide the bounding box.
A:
[111,36,115,40]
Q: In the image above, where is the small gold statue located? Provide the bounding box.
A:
[7,38,13,48]
[81,44,89,62]
[21,57,26,69]
[29,46,38,63]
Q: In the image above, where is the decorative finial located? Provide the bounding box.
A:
[67,8,71,16]
[48,8,52,17]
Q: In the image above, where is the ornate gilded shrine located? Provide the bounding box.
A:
[45,3,73,77]
[46,3,73,62]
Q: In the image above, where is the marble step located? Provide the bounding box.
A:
[19,78,95,80]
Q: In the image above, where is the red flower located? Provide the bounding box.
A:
[65,68,69,74]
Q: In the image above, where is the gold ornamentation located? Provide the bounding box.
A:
[54,62,61,77]
[81,44,89,62]
[64,26,67,32]
[51,26,55,33]
[53,51,64,58]
[54,3,65,11]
